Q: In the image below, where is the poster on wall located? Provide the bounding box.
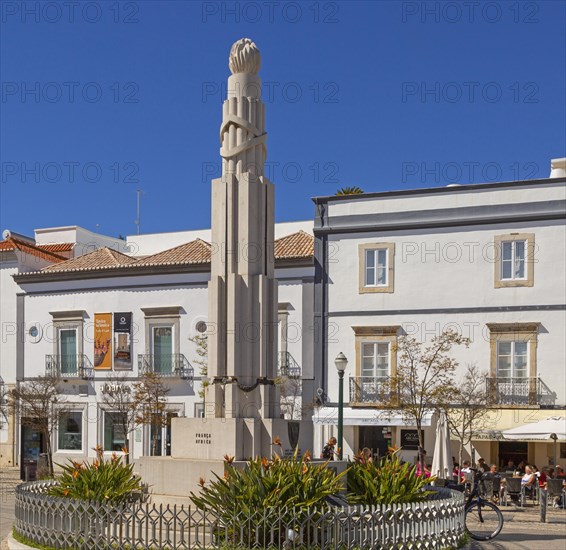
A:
[113,312,133,369]
[94,313,112,369]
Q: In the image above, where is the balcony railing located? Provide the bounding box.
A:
[45,355,94,380]
[486,377,554,406]
[278,351,301,379]
[349,376,394,404]
[137,354,194,380]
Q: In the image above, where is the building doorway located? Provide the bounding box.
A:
[358,426,391,460]
[498,441,528,470]
[20,423,44,481]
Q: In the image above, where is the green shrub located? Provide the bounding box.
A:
[190,447,345,545]
[47,445,142,505]
[347,448,435,505]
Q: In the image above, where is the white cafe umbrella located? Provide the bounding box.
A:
[502,416,566,475]
[432,410,453,480]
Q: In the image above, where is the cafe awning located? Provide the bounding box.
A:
[313,407,433,427]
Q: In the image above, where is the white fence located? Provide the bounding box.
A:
[15,480,465,549]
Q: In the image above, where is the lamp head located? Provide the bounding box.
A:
[334,352,348,373]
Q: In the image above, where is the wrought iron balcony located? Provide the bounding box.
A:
[278,351,301,379]
[137,354,194,380]
[485,377,554,406]
[349,376,394,404]
[45,355,94,380]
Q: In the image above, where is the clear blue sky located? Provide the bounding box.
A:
[1,1,565,238]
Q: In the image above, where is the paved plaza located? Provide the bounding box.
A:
[1,466,564,550]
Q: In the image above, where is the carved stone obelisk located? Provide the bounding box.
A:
[206,38,279,421]
[169,39,312,464]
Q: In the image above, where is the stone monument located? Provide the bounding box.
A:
[169,39,312,470]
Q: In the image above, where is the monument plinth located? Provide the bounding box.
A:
[170,38,312,465]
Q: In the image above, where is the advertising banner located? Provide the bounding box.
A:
[113,312,133,369]
[94,313,112,369]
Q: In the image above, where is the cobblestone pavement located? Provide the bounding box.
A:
[464,505,566,549]
[0,468,19,544]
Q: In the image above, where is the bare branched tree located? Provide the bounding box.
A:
[276,376,303,420]
[131,372,170,456]
[99,374,138,463]
[383,330,470,469]
[7,374,66,477]
[189,333,208,399]
[444,363,490,470]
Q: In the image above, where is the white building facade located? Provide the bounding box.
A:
[5,222,314,474]
[312,172,566,468]
[0,227,129,467]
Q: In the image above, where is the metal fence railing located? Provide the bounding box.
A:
[137,354,194,380]
[15,481,465,549]
[278,351,301,379]
[45,355,94,380]
[349,376,394,404]
[485,376,549,405]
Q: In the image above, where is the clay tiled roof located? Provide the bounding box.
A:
[41,247,137,273]
[38,243,74,253]
[136,239,212,266]
[0,237,67,263]
[17,231,314,279]
[274,230,314,260]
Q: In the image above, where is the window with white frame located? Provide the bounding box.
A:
[358,243,395,293]
[365,248,388,286]
[496,341,528,379]
[103,411,127,452]
[494,234,534,288]
[58,411,83,451]
[361,342,390,379]
[501,240,526,280]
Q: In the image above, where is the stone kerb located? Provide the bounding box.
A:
[14,480,466,549]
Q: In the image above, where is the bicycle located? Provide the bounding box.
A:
[463,469,504,541]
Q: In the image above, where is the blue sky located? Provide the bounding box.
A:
[1,1,565,238]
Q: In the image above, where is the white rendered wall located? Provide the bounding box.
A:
[326,182,566,218]
[34,226,130,256]
[18,264,314,462]
[127,220,313,257]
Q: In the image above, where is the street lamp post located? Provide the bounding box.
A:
[334,352,348,461]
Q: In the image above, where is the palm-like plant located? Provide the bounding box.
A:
[191,447,345,545]
[347,448,434,505]
[336,186,364,195]
[48,446,142,505]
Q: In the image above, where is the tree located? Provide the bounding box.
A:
[276,375,303,420]
[131,372,170,456]
[335,186,364,195]
[7,374,66,477]
[444,363,490,470]
[99,374,138,463]
[189,333,208,399]
[382,330,470,469]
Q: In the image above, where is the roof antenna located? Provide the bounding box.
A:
[135,189,145,235]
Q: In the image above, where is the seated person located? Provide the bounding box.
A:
[452,463,460,482]
[533,465,547,487]
[416,461,431,478]
[521,465,537,498]
[489,464,503,500]
[460,460,472,482]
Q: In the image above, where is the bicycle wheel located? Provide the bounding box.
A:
[465,499,504,541]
